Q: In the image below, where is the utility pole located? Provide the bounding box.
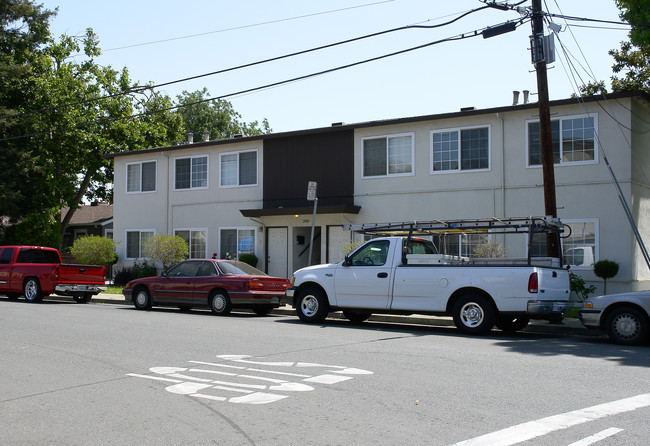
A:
[530,0,560,257]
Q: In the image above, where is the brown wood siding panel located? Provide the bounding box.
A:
[263,130,354,209]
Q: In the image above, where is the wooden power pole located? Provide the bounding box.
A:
[531,0,560,257]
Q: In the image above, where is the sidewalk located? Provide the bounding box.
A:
[74,293,593,338]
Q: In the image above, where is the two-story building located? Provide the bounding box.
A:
[108,91,650,294]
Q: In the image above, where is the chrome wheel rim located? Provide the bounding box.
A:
[612,313,640,340]
[300,295,319,317]
[460,302,484,328]
[212,294,226,312]
[25,280,37,301]
[135,291,148,307]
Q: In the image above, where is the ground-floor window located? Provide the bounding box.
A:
[175,229,207,259]
[126,230,154,259]
[530,219,597,267]
[220,228,255,260]
[435,233,488,258]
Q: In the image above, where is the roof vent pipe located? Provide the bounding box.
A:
[523,90,530,104]
[203,131,210,141]
[187,132,194,144]
[512,91,520,105]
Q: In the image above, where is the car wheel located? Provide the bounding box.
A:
[210,291,232,316]
[23,278,43,302]
[296,287,329,323]
[605,306,649,346]
[343,310,372,324]
[495,316,530,333]
[452,294,496,335]
[133,287,152,310]
[253,305,273,316]
[73,294,92,304]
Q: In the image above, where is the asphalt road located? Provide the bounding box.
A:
[2,299,649,445]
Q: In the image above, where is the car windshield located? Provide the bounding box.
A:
[217,260,267,276]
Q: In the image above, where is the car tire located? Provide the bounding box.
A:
[343,310,372,324]
[604,306,649,346]
[210,290,232,316]
[296,287,329,323]
[452,294,496,335]
[133,287,152,310]
[73,293,92,304]
[23,278,43,302]
[495,316,530,333]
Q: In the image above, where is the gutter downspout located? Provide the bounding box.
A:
[496,113,506,219]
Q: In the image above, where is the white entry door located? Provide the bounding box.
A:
[267,227,288,278]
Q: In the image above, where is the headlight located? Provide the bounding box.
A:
[584,302,593,308]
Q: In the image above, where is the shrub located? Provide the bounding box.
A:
[569,272,596,301]
[473,241,506,258]
[238,253,258,267]
[593,259,619,294]
[113,267,134,286]
[131,259,157,279]
[70,235,117,265]
[143,234,188,270]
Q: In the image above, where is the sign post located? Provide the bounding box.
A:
[307,181,318,266]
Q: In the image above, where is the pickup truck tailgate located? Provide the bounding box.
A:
[536,268,570,298]
[58,264,106,284]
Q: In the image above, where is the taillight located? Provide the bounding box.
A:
[249,279,264,289]
[528,272,538,293]
[53,265,60,280]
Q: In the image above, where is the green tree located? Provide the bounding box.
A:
[176,88,271,141]
[593,259,620,295]
[143,234,189,271]
[70,235,117,265]
[580,0,650,94]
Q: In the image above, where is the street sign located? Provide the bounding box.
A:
[307,181,317,201]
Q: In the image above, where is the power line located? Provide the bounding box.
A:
[1,18,529,143]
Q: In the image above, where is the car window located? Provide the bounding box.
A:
[217,261,266,276]
[0,248,15,264]
[197,261,218,277]
[16,248,60,264]
[349,240,390,266]
[167,261,202,277]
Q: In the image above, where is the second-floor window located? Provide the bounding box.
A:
[431,127,490,173]
[362,133,414,177]
[175,155,208,190]
[127,161,156,193]
[220,150,257,187]
[528,115,597,166]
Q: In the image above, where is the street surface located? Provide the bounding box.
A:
[1,299,649,445]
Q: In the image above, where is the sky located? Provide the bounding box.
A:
[40,0,630,134]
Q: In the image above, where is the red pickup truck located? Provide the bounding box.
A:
[0,246,106,303]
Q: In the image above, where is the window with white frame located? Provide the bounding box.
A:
[220,150,257,187]
[436,233,488,258]
[529,219,597,267]
[126,161,156,193]
[362,133,413,177]
[175,229,207,259]
[528,115,597,166]
[175,155,208,190]
[219,228,255,260]
[126,230,154,259]
[431,126,490,172]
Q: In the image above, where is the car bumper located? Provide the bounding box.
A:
[55,284,107,295]
[285,287,296,307]
[527,300,569,316]
[577,309,602,328]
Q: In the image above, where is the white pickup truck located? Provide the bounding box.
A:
[286,218,571,334]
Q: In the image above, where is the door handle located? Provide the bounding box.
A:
[377,272,388,278]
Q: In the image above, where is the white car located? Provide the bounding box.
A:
[578,291,650,345]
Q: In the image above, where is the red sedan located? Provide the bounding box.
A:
[122,259,290,316]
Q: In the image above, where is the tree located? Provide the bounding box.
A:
[70,235,117,265]
[176,88,271,141]
[143,234,189,271]
[580,0,650,95]
[594,259,620,295]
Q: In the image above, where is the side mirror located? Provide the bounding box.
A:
[343,255,351,266]
[161,271,169,278]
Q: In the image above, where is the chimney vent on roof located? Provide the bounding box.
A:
[513,91,520,105]
[187,132,194,144]
[202,131,210,142]
[523,90,530,104]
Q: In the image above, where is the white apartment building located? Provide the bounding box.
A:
[109,91,650,294]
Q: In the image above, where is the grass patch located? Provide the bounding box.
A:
[564,306,580,319]
[103,285,123,295]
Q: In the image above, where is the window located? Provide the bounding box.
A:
[528,115,597,166]
[166,261,203,277]
[16,248,60,264]
[220,150,257,187]
[0,248,15,264]
[220,228,255,259]
[436,233,488,258]
[175,229,207,259]
[348,240,390,266]
[431,126,490,172]
[126,161,156,193]
[362,134,413,177]
[529,219,597,267]
[126,230,154,259]
[175,155,208,190]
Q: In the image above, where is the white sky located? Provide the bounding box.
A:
[41,0,629,134]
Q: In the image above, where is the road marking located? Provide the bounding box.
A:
[452,393,650,446]
[127,354,373,405]
[567,428,624,446]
